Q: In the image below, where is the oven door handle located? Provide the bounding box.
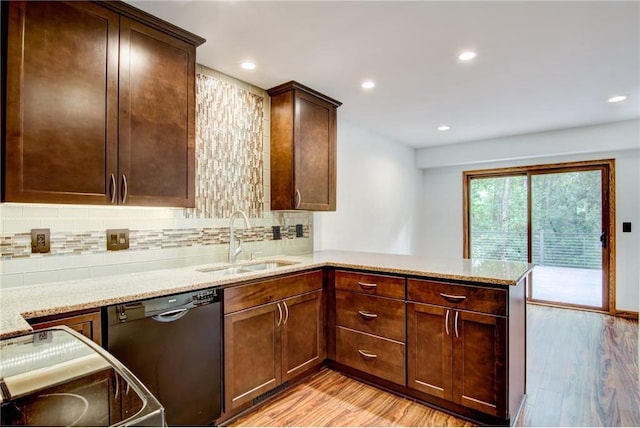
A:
[152,308,190,323]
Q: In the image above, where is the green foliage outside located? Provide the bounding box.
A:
[470,171,602,268]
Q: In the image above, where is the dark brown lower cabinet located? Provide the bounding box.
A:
[281,291,325,382]
[29,310,102,346]
[224,288,324,413]
[224,302,281,411]
[407,303,507,417]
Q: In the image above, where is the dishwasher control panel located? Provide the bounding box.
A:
[193,288,220,306]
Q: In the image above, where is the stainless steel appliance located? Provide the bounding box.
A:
[105,288,222,426]
[0,327,164,426]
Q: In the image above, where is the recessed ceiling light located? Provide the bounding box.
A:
[241,61,256,70]
[458,51,477,61]
[437,125,451,131]
[607,95,627,103]
[361,81,375,89]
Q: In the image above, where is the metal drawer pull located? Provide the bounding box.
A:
[295,189,301,209]
[454,311,460,338]
[445,309,450,336]
[358,349,377,359]
[358,282,377,289]
[439,292,467,302]
[109,173,116,204]
[358,310,378,320]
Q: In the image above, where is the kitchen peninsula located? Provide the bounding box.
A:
[0,251,532,425]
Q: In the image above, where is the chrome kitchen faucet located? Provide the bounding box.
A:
[229,210,251,264]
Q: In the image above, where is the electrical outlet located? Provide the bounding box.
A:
[295,224,304,238]
[623,222,631,232]
[106,229,130,251]
[31,229,51,253]
[272,226,282,240]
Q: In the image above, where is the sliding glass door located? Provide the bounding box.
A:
[464,161,613,313]
[530,170,606,308]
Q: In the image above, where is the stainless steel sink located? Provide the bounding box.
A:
[239,261,297,271]
[197,260,298,275]
[196,266,249,275]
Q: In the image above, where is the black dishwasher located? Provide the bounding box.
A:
[104,288,221,426]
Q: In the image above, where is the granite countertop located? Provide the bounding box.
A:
[0,250,533,338]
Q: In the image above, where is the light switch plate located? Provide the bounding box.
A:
[31,228,51,253]
[106,229,130,251]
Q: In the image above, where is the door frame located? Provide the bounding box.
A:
[463,159,616,315]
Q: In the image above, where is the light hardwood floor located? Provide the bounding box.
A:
[230,305,639,427]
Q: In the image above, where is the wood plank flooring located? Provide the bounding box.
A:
[517,305,639,426]
[230,305,639,427]
[229,369,473,427]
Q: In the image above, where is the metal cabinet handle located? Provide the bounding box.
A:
[445,309,450,336]
[358,282,377,290]
[276,303,283,326]
[121,174,128,204]
[283,301,289,324]
[295,189,301,209]
[358,349,377,359]
[113,372,119,399]
[454,311,460,338]
[109,173,116,204]
[439,292,467,302]
[358,310,378,320]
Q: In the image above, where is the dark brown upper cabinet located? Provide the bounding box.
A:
[2,1,204,207]
[268,81,341,211]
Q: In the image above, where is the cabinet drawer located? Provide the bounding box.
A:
[224,270,323,314]
[30,311,102,346]
[335,326,405,386]
[407,279,507,316]
[336,291,405,342]
[335,270,404,299]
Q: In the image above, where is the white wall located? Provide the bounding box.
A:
[314,120,421,254]
[416,121,640,312]
[416,119,639,169]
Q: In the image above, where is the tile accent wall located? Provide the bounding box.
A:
[0,67,313,289]
[194,72,264,218]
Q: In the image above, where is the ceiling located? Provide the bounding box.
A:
[127,1,639,149]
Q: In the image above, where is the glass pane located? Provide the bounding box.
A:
[530,171,603,307]
[470,175,528,262]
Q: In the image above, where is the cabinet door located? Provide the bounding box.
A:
[293,90,337,211]
[452,311,507,418]
[4,1,119,204]
[281,291,324,382]
[118,17,196,207]
[407,303,453,400]
[224,303,281,411]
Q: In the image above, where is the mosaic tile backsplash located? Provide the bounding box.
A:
[1,225,310,259]
[193,72,264,219]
